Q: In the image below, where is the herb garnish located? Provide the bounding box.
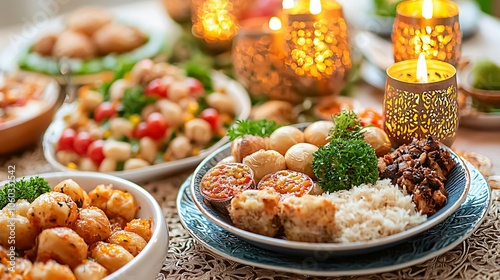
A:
[227,119,281,141]
[0,177,51,209]
[119,86,156,117]
[312,110,379,192]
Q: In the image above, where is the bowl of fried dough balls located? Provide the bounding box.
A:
[0,172,168,280]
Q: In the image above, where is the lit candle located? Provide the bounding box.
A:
[383,55,459,147]
[281,0,351,97]
[392,0,461,66]
[232,16,303,103]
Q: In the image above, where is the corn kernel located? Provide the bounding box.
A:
[187,101,199,114]
[183,113,195,123]
[104,130,112,138]
[63,114,71,121]
[192,147,201,156]
[124,73,132,81]
[129,114,142,126]
[67,162,78,169]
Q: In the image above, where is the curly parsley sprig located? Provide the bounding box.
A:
[227,120,280,141]
[0,176,51,209]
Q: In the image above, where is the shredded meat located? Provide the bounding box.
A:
[378,136,455,215]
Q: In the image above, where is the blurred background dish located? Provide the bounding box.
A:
[0,73,61,155]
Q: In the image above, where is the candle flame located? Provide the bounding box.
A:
[269,17,282,31]
[282,0,294,9]
[309,0,322,14]
[422,0,433,19]
[416,53,428,83]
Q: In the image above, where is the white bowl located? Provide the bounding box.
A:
[1,172,168,280]
[42,71,251,183]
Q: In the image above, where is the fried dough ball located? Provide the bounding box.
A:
[11,257,33,277]
[269,126,304,156]
[107,230,147,256]
[73,207,111,245]
[52,30,96,59]
[29,260,76,280]
[92,23,147,55]
[66,7,112,36]
[106,190,139,222]
[124,218,152,242]
[32,32,58,56]
[1,199,31,217]
[53,179,89,208]
[90,242,134,273]
[284,143,318,179]
[362,126,391,157]
[231,135,268,163]
[73,261,108,280]
[229,190,281,237]
[36,227,88,269]
[0,210,38,250]
[304,121,334,146]
[280,195,338,242]
[27,192,78,230]
[243,150,286,182]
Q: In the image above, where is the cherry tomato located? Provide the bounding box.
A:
[87,140,105,165]
[73,131,93,156]
[145,78,170,98]
[185,77,204,97]
[57,128,77,151]
[199,108,220,131]
[357,109,383,128]
[94,102,116,122]
[146,112,168,139]
[134,122,149,139]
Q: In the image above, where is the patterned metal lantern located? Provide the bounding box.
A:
[282,0,352,97]
[383,54,458,147]
[232,17,303,104]
[392,0,461,66]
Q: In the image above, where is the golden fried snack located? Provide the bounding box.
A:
[32,32,58,56]
[66,7,112,36]
[92,23,147,55]
[52,30,96,59]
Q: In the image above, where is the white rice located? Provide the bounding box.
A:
[323,179,427,243]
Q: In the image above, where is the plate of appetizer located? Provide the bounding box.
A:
[0,172,168,279]
[0,73,61,155]
[15,6,170,85]
[178,160,489,276]
[43,59,251,182]
[189,111,470,256]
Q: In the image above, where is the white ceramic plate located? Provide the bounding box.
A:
[189,124,471,256]
[43,72,251,183]
[1,172,168,280]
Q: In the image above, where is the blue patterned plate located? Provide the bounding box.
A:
[177,162,490,276]
[188,139,470,256]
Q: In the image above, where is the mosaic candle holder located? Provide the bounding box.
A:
[232,17,303,104]
[392,0,462,66]
[383,59,458,147]
[191,0,254,53]
[282,0,351,97]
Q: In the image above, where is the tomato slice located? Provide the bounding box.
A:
[185,77,204,97]
[57,128,77,151]
[199,108,220,131]
[134,122,149,139]
[146,112,168,140]
[145,78,170,98]
[73,131,93,156]
[87,140,105,165]
[94,102,117,122]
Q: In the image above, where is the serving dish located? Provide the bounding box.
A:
[188,126,470,256]
[178,161,489,276]
[0,74,61,155]
[0,171,168,280]
[43,71,251,182]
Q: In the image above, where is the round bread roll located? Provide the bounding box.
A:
[362,126,391,157]
[32,32,58,56]
[304,121,334,146]
[92,23,147,55]
[52,30,96,59]
[243,149,287,182]
[284,143,318,179]
[269,126,304,156]
[66,7,112,36]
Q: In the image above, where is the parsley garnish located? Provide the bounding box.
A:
[119,86,156,118]
[0,177,51,208]
[227,120,281,141]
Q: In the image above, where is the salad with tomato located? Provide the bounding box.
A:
[55,59,236,172]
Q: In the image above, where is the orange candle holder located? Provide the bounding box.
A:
[282,0,351,97]
[232,17,303,104]
[191,0,254,54]
[392,0,462,66]
[383,58,458,147]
